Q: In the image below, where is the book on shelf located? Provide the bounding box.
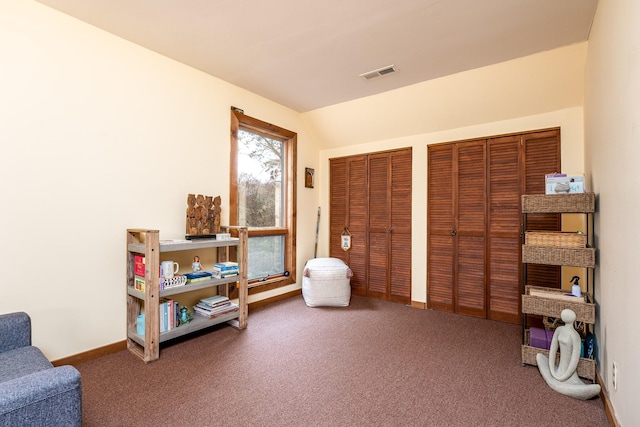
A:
[159,298,179,332]
[195,297,231,311]
[528,288,587,303]
[185,271,213,280]
[134,255,145,277]
[200,295,229,305]
[134,275,145,292]
[212,270,239,279]
[186,276,212,284]
[185,271,213,283]
[193,295,237,319]
[213,262,238,271]
[185,271,213,284]
[194,302,233,314]
[158,304,162,332]
[195,300,231,312]
[193,302,238,319]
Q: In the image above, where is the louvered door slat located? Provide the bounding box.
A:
[391,150,412,233]
[367,232,389,296]
[389,149,412,303]
[390,232,412,301]
[347,156,368,295]
[427,144,454,311]
[488,136,521,234]
[456,236,486,317]
[368,154,389,231]
[368,154,390,297]
[523,130,561,291]
[329,158,348,261]
[486,136,521,323]
[330,156,368,295]
[488,236,520,320]
[455,141,486,317]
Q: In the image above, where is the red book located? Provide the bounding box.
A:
[134,255,145,277]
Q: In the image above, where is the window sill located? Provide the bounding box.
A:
[248,275,295,295]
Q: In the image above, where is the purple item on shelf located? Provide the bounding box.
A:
[530,327,554,350]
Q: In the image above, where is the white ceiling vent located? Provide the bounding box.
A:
[360,65,397,80]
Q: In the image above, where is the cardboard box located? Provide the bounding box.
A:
[545,174,586,194]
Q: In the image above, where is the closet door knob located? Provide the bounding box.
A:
[451,230,457,236]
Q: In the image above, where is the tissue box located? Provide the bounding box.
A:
[545,174,586,194]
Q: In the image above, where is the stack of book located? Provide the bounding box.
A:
[213,262,238,279]
[184,271,213,284]
[193,295,238,319]
[159,298,179,333]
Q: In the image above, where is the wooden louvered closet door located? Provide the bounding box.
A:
[329,156,368,295]
[330,148,412,303]
[456,141,487,317]
[428,128,560,324]
[388,150,412,302]
[368,154,390,299]
[368,150,412,303]
[486,130,561,323]
[427,140,486,316]
[486,135,522,323]
[426,144,455,311]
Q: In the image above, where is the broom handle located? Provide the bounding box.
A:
[314,207,321,258]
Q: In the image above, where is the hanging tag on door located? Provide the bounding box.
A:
[341,228,351,251]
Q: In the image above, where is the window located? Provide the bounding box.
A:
[230,110,296,292]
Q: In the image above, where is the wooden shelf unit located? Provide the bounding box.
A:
[126,228,248,363]
[520,193,597,381]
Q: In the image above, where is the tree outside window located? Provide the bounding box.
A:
[230,110,296,289]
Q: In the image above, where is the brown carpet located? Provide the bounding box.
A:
[76,295,609,426]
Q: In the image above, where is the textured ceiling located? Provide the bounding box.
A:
[35,0,598,112]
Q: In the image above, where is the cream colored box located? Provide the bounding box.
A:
[545,174,586,194]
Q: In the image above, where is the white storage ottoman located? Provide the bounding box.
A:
[302,257,352,307]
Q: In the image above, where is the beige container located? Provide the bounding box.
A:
[302,258,352,307]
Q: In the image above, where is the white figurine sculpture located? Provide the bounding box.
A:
[536,308,601,400]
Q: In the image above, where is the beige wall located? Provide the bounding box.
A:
[311,46,587,304]
[6,5,634,423]
[0,0,319,360]
[0,0,590,361]
[302,43,587,149]
[585,1,640,425]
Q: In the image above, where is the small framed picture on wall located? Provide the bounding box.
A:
[305,167,315,188]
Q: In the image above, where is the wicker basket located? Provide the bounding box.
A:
[522,246,595,268]
[521,193,595,213]
[525,231,587,248]
[522,286,595,323]
[522,334,596,381]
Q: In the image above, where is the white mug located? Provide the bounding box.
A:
[161,261,179,279]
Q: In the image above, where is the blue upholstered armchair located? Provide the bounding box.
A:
[0,312,82,426]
